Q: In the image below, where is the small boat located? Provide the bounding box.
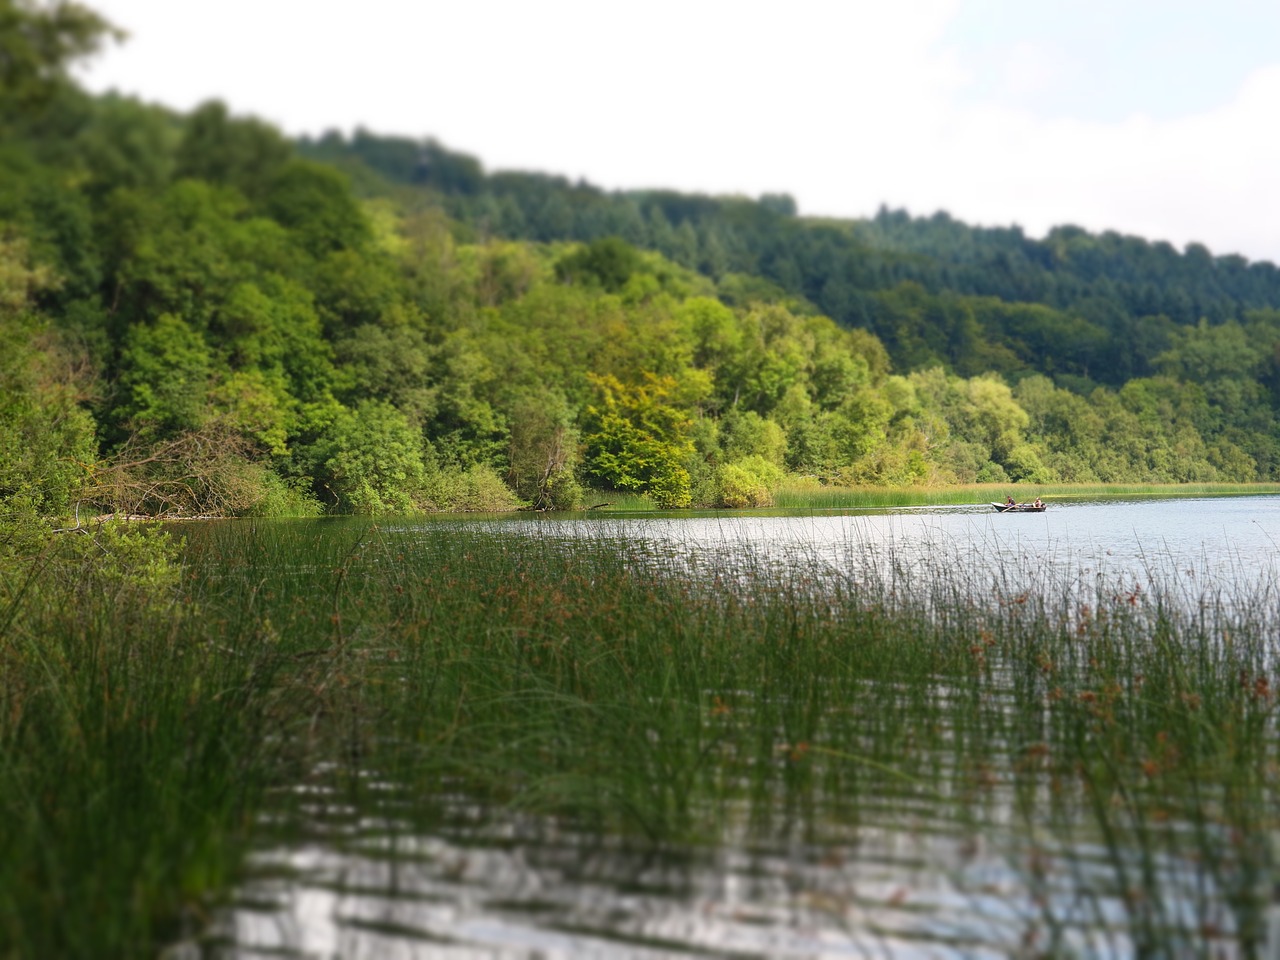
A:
[990,501,1046,513]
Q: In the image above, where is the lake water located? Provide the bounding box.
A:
[407,495,1280,630]
[471,494,1280,589]
[197,495,1280,959]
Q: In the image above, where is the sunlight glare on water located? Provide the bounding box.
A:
[423,495,1280,601]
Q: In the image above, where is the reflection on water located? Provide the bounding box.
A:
[221,823,1020,957]
[214,773,1250,959]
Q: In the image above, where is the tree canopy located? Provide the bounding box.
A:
[3,2,1280,523]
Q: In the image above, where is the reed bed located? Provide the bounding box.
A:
[2,517,1277,957]
[0,526,300,958]
[772,481,1280,510]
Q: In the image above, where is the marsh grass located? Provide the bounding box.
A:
[238,519,1279,953]
[773,481,1280,510]
[3,516,1278,956]
[579,489,657,511]
[0,523,341,959]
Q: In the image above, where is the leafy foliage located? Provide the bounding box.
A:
[582,373,694,508]
[2,9,1280,530]
[302,399,428,513]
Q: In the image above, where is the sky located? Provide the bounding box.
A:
[74,0,1280,264]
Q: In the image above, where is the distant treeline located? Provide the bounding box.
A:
[302,130,1280,387]
[4,0,1280,535]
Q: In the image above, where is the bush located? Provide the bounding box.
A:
[648,466,693,509]
[0,312,97,521]
[305,400,428,513]
[1004,443,1055,484]
[0,520,183,618]
[540,470,583,511]
[715,456,784,508]
[975,461,1010,483]
[719,409,787,466]
[244,471,323,518]
[423,464,522,512]
[554,237,641,292]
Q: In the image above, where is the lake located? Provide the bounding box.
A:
[187,495,1280,959]
[443,493,1280,589]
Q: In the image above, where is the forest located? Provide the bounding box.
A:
[5,0,1280,532]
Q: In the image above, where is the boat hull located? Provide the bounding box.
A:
[990,502,1046,512]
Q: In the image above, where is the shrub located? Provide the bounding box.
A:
[1004,443,1055,484]
[975,461,1010,484]
[646,465,693,509]
[424,464,522,512]
[715,456,784,508]
[305,400,427,513]
[540,470,583,511]
[244,472,323,518]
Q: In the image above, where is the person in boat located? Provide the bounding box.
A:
[1005,495,1016,507]
[1033,497,1043,508]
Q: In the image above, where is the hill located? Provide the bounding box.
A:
[303,129,1280,388]
[3,0,1280,531]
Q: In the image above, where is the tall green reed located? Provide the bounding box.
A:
[0,522,356,959]
[300,518,1278,952]
[5,515,1276,955]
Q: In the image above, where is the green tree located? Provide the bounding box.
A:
[0,241,95,526]
[173,99,291,200]
[304,399,428,513]
[715,454,783,508]
[581,372,694,508]
[75,94,179,199]
[424,330,509,468]
[105,179,301,332]
[262,160,371,257]
[212,276,335,403]
[114,312,213,442]
[506,385,581,509]
[718,408,786,465]
[1154,318,1264,383]
[679,295,742,377]
[555,236,642,292]
[1014,374,1105,481]
[332,320,433,425]
[1113,377,1217,481]
[0,0,120,126]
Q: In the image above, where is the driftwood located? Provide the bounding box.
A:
[78,420,268,520]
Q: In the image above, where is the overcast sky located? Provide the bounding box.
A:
[75,0,1280,264]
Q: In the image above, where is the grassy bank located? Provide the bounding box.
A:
[2,516,1277,956]
[771,480,1280,510]
[580,480,1280,512]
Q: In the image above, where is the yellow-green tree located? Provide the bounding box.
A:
[581,372,694,508]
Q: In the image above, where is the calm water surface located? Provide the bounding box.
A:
[205,496,1280,959]
[423,495,1280,608]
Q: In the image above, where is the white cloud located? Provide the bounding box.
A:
[995,41,1070,105]
[914,63,1280,258]
[75,0,1280,263]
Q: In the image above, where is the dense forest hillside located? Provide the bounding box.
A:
[301,130,1280,387]
[4,0,1280,533]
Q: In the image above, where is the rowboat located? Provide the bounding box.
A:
[990,502,1045,513]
